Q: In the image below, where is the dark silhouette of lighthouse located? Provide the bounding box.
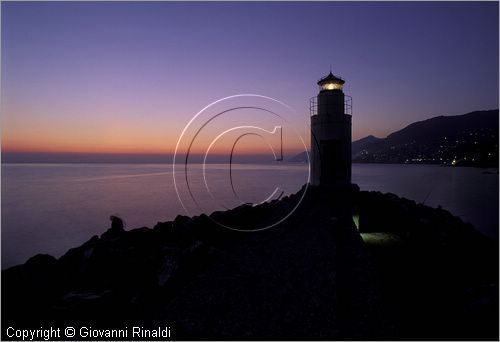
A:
[310,71,352,186]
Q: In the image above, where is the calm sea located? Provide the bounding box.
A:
[1,163,498,268]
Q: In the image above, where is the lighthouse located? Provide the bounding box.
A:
[310,71,352,186]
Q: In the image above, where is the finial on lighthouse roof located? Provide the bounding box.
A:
[317,71,345,86]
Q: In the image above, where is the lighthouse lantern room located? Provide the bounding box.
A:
[310,71,352,186]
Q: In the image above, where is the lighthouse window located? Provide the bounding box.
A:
[321,82,343,91]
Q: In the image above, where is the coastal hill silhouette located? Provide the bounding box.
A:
[291,109,499,167]
[2,185,498,339]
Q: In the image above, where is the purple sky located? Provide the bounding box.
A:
[1,1,498,158]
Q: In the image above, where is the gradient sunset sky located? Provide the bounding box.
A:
[1,1,498,159]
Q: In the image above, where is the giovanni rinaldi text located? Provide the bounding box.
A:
[6,326,172,340]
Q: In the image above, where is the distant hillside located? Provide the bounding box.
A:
[288,151,309,163]
[353,110,498,166]
[289,110,499,167]
[351,135,383,156]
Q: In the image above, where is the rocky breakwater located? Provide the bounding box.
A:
[353,190,498,340]
[2,185,498,340]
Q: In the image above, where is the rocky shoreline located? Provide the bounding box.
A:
[3,185,498,340]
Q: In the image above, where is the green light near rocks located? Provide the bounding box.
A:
[352,215,360,230]
[360,232,402,246]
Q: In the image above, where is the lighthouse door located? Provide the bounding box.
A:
[320,139,340,185]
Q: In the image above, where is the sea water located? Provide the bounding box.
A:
[1,163,498,268]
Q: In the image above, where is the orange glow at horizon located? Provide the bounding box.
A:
[2,130,308,156]
[2,107,311,156]
[2,108,370,155]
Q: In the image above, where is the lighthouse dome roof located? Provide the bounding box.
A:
[317,72,345,86]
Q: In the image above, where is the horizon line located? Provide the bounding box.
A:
[1,151,308,164]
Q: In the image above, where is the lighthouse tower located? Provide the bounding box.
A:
[310,72,352,186]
